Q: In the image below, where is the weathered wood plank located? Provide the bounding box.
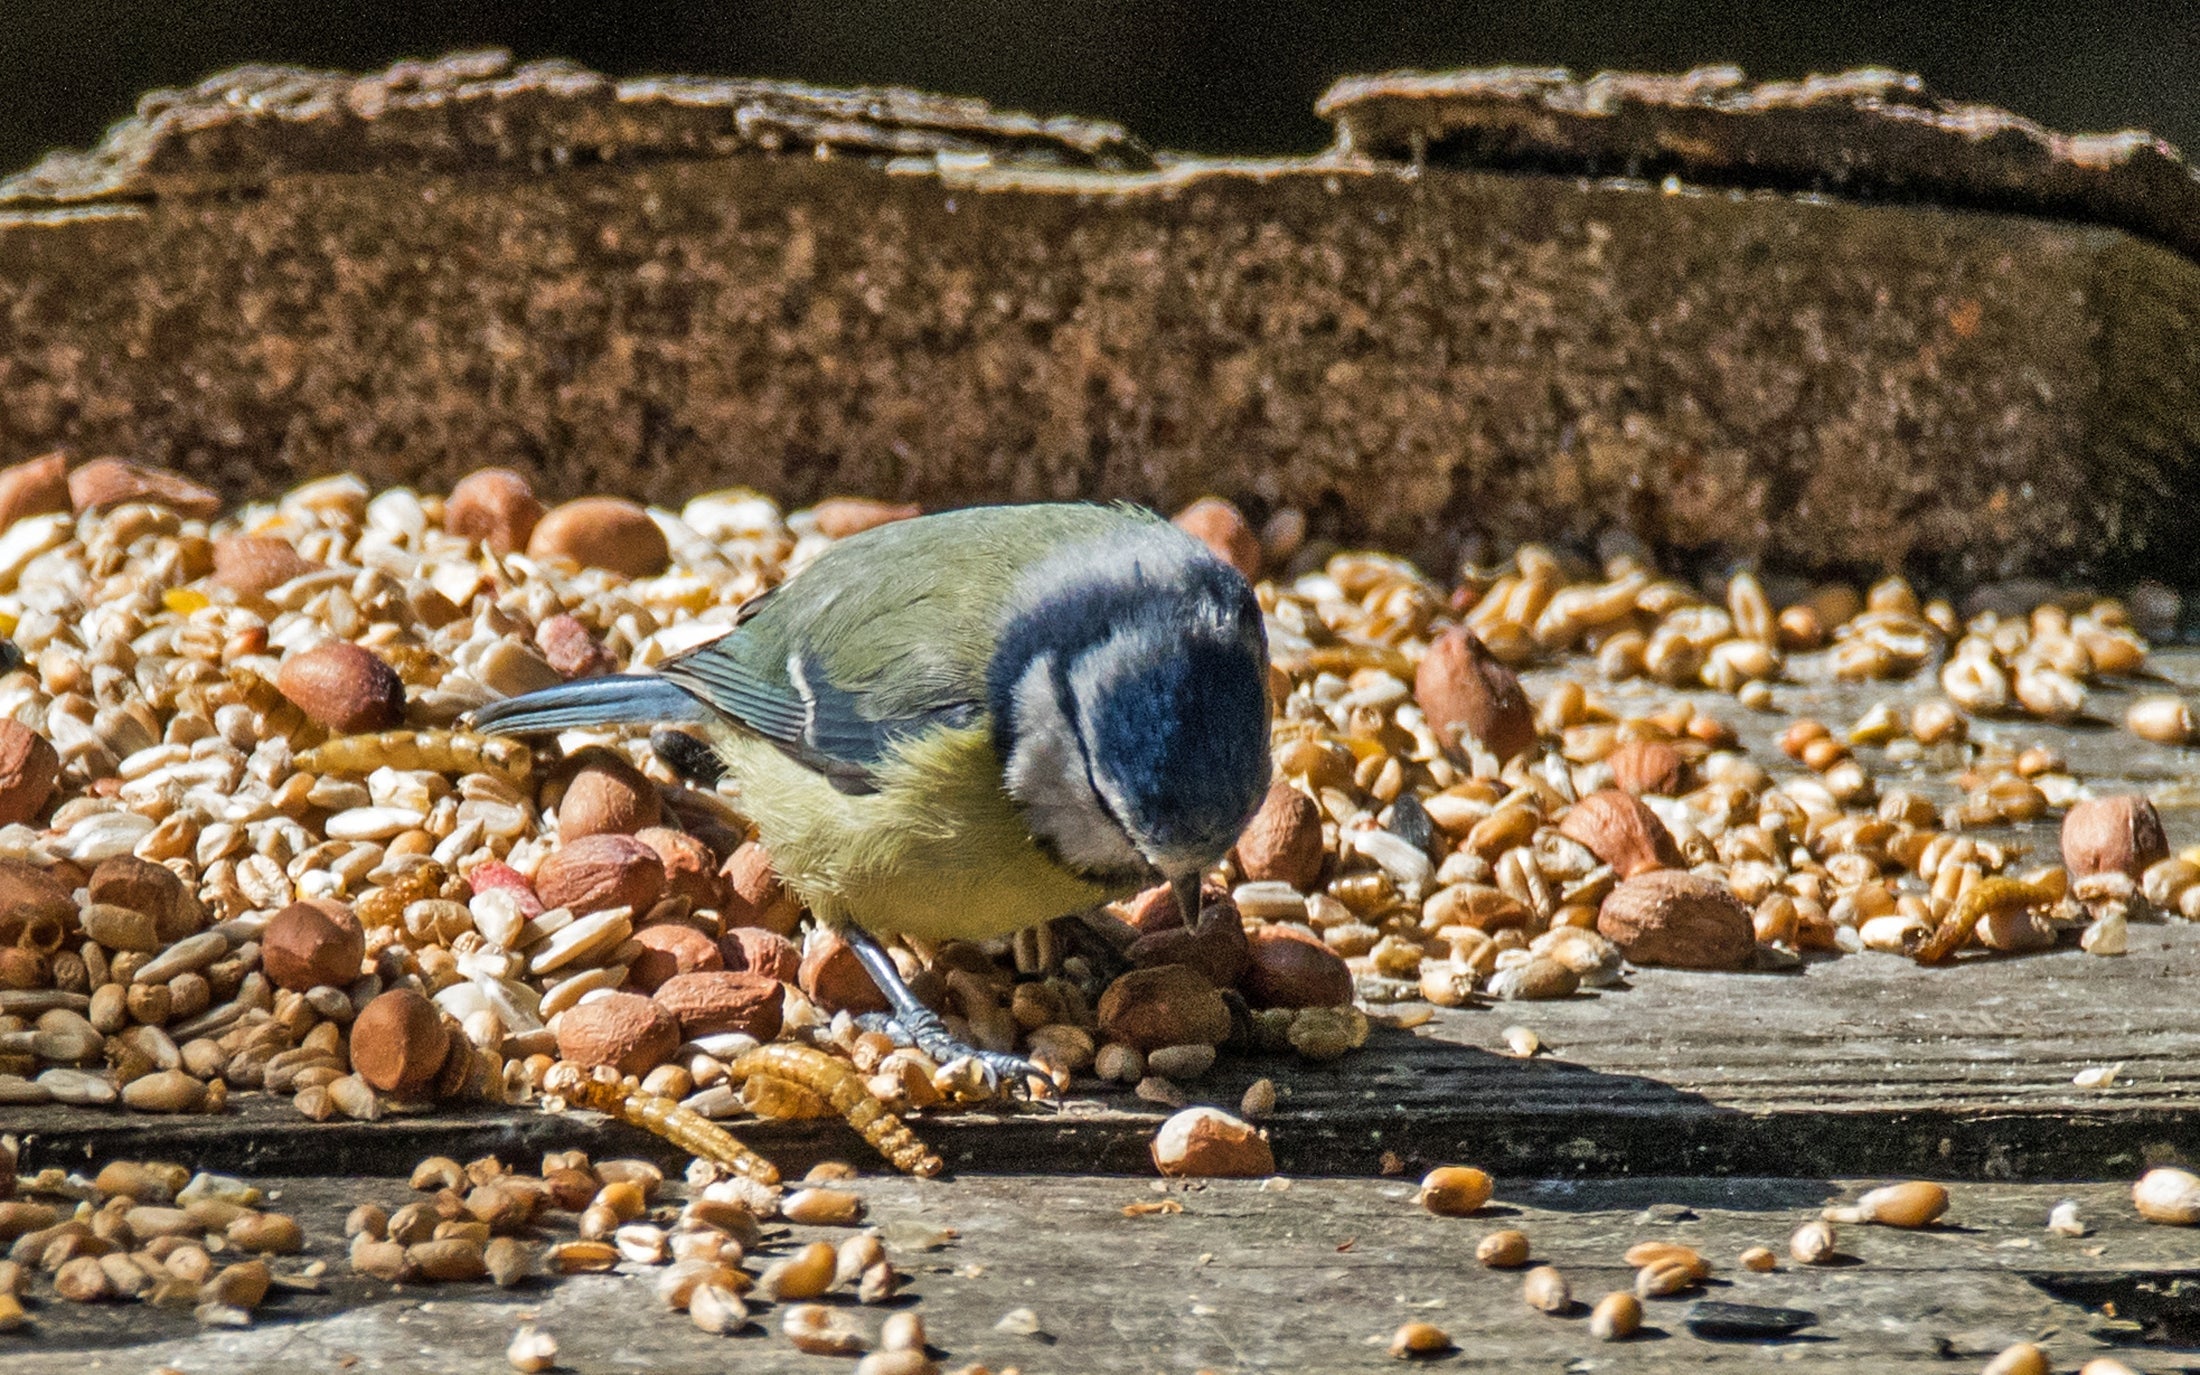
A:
[2,1174,2192,1371]
[16,922,2200,1182]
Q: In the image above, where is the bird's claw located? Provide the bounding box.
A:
[854,1013,1059,1106]
[949,1051,1063,1107]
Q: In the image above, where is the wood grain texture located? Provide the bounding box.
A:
[0,1174,2187,1371]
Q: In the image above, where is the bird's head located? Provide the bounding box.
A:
[989,518,1271,908]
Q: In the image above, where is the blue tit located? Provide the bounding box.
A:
[469,502,1272,1088]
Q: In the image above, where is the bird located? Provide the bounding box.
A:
[469,502,1273,1091]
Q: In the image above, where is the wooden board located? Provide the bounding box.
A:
[17,921,2200,1184]
[17,650,2200,1185]
[4,1173,2196,1372]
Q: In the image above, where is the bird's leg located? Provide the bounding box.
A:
[839,926,1056,1103]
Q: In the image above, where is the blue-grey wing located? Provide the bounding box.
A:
[656,633,979,794]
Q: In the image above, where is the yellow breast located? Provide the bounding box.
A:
[705,721,1118,944]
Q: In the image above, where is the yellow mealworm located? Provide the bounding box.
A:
[740,1074,834,1121]
[295,729,534,789]
[1912,876,2055,965]
[729,1043,944,1178]
[559,1075,783,1186]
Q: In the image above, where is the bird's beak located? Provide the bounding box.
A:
[1172,871,1203,928]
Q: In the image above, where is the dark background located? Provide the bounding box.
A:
[1,1,2196,173]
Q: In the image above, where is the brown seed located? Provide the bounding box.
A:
[718,926,801,984]
[537,613,617,680]
[1979,1342,2050,1375]
[1126,886,1251,989]
[0,723,59,828]
[1522,1264,1572,1313]
[1634,1256,1701,1297]
[349,1237,410,1282]
[1388,1320,1452,1358]
[1099,965,1233,1049]
[1235,780,1326,890]
[208,1258,270,1309]
[1417,1166,1493,1217]
[1240,1077,1277,1119]
[1477,1229,1531,1268]
[226,1213,304,1255]
[783,1301,870,1356]
[720,841,803,936]
[66,457,221,518]
[653,970,784,1040]
[1826,1180,1950,1228]
[534,833,666,917]
[2062,796,2170,881]
[89,855,204,943]
[1605,739,1690,797]
[557,751,662,840]
[408,1237,488,1282]
[624,922,724,994]
[812,497,923,540]
[1171,497,1262,582]
[760,1240,839,1301]
[527,497,669,578]
[832,1234,887,1288]
[446,469,546,556]
[636,827,725,912]
[547,1240,619,1273]
[1622,1241,1708,1278]
[781,1188,865,1227]
[0,452,69,530]
[1559,790,1683,879]
[2133,1167,2200,1224]
[1417,627,1537,763]
[121,1070,208,1112]
[1241,924,1353,1010]
[1590,1291,1642,1340]
[212,535,321,598]
[1738,1245,1777,1272]
[275,641,406,734]
[54,1254,113,1302]
[555,992,679,1076]
[797,931,891,1015]
[1597,871,1756,971]
[1151,1106,1274,1178]
[350,989,453,1097]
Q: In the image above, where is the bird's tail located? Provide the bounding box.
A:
[467,675,709,736]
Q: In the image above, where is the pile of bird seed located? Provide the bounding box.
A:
[0,454,2187,1127]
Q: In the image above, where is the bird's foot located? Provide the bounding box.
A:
[854,1009,1059,1105]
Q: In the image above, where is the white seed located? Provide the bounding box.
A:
[689,1282,750,1334]
[1522,1265,1571,1313]
[506,1325,557,1373]
[1788,1220,1838,1264]
[2081,914,2128,956]
[2047,1200,2088,1237]
[2134,1167,2200,1224]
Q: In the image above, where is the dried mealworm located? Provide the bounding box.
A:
[558,1074,782,1186]
[230,666,326,748]
[730,1044,943,1178]
[1912,876,2055,965]
[295,729,533,789]
[740,1075,834,1121]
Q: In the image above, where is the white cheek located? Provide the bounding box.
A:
[1003,656,1144,875]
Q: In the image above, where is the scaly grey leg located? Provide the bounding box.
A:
[839,926,1055,1103]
